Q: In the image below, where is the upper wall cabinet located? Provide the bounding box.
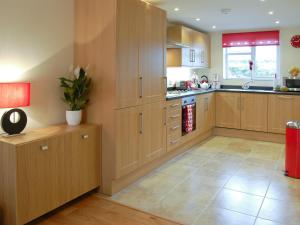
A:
[166,25,210,68]
[117,0,166,108]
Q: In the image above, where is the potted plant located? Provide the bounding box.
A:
[59,66,91,126]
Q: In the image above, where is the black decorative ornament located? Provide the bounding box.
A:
[1,109,27,135]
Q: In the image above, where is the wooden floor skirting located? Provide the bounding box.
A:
[214,127,285,144]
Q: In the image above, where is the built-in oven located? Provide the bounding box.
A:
[182,96,196,136]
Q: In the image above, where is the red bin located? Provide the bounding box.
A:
[285,121,300,178]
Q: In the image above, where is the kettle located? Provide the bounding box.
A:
[200,82,209,90]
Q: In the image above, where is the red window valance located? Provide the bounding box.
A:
[222,30,280,48]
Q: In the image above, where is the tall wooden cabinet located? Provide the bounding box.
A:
[75,0,167,194]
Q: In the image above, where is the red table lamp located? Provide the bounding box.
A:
[0,82,30,135]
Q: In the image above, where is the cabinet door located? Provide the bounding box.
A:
[241,93,268,132]
[139,3,167,104]
[66,126,100,199]
[141,101,167,164]
[207,93,216,130]
[16,136,66,224]
[216,92,241,129]
[197,93,216,134]
[115,106,141,178]
[116,0,140,108]
[268,95,300,134]
[196,95,206,134]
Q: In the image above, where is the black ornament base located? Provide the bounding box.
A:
[1,108,27,135]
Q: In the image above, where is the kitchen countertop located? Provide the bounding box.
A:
[166,88,300,100]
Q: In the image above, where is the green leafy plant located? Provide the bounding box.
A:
[59,67,91,111]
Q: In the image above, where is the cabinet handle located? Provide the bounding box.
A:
[170,103,180,108]
[164,107,167,126]
[170,115,180,119]
[40,145,48,151]
[163,76,167,95]
[139,112,143,134]
[170,125,180,131]
[82,134,89,139]
[170,139,180,145]
[277,95,294,100]
[139,76,143,98]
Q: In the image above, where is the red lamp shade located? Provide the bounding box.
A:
[0,83,30,108]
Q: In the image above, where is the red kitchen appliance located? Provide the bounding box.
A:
[285,121,300,178]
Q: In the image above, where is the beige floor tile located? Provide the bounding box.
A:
[203,159,241,175]
[243,157,278,170]
[212,189,264,216]
[157,161,199,178]
[193,206,256,225]
[255,218,283,225]
[111,188,163,211]
[149,202,205,225]
[187,172,231,188]
[259,198,300,224]
[267,177,300,202]
[225,176,270,196]
[175,152,208,168]
[235,165,275,180]
[132,173,184,195]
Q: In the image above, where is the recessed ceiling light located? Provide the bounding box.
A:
[174,7,180,11]
[275,20,280,24]
[260,0,266,2]
[268,11,274,15]
[212,25,216,29]
[196,18,200,21]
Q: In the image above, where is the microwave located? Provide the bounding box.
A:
[286,79,300,91]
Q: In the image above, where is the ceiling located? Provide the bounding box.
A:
[147,0,300,32]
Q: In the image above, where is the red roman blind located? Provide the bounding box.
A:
[222,30,280,48]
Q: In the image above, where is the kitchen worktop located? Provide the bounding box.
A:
[166,87,300,100]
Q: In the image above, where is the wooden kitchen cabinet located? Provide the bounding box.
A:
[117,0,166,108]
[115,106,140,179]
[241,93,268,132]
[197,93,215,134]
[216,92,241,129]
[268,95,300,134]
[115,101,166,178]
[167,25,210,68]
[0,124,100,225]
[166,99,182,152]
[141,101,167,164]
[75,0,167,194]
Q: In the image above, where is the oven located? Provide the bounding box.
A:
[182,96,196,136]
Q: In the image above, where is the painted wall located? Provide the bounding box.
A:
[0,0,74,132]
[209,27,300,86]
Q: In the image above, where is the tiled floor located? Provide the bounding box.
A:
[109,136,300,225]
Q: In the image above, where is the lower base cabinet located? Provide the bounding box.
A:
[197,93,215,134]
[268,95,300,134]
[0,124,101,225]
[241,93,268,132]
[115,101,167,179]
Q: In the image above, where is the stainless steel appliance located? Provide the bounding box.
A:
[286,79,300,91]
[182,96,196,136]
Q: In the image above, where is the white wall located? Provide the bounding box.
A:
[209,27,300,86]
[0,0,74,132]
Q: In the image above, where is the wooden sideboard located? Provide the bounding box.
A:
[0,124,101,225]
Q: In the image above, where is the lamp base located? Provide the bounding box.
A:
[1,108,27,135]
[1,132,26,138]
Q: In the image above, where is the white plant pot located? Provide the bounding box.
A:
[66,110,82,126]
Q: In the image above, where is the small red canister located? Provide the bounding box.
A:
[285,121,300,178]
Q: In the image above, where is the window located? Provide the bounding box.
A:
[223,45,279,80]
[222,30,280,80]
